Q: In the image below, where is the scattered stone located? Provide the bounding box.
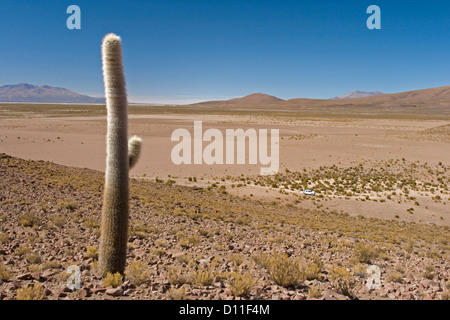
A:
[31,271,44,281]
[106,287,123,297]
[405,274,415,283]
[17,273,33,280]
[78,288,90,298]
[401,292,414,300]
[322,290,350,300]
[280,294,290,300]
[91,287,106,294]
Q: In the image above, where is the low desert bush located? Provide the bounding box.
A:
[308,286,322,299]
[84,246,98,259]
[19,211,40,227]
[354,242,379,264]
[227,272,255,297]
[190,268,214,286]
[125,259,149,286]
[16,283,45,300]
[302,257,322,280]
[165,287,187,300]
[103,272,123,288]
[256,252,304,288]
[0,264,11,281]
[329,266,355,298]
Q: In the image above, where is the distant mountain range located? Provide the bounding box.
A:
[188,85,450,112]
[1,84,450,112]
[332,90,384,99]
[0,84,105,103]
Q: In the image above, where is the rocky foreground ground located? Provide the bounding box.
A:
[0,153,449,300]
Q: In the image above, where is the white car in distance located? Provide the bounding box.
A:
[302,189,316,196]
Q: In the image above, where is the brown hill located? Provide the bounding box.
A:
[228,93,284,104]
[193,93,283,108]
[190,86,450,116]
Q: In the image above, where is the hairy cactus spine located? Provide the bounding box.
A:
[98,33,130,275]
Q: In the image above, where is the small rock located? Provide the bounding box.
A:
[293,293,306,300]
[17,273,32,280]
[405,274,415,284]
[41,270,55,279]
[421,279,433,289]
[91,287,106,294]
[429,281,440,292]
[31,272,44,281]
[378,290,389,298]
[105,287,123,297]
[402,292,414,300]
[78,288,90,298]
[271,294,279,300]
[7,281,21,291]
[385,284,395,292]
[124,289,134,296]
[224,288,232,296]
[121,280,131,290]
[322,290,350,300]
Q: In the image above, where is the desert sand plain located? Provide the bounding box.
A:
[0,102,448,226]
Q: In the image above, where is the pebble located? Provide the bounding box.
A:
[105,287,123,297]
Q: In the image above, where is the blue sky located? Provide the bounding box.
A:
[0,0,449,103]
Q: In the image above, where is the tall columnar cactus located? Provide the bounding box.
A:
[98,33,142,275]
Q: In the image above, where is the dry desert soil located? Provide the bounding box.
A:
[0,102,449,300]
